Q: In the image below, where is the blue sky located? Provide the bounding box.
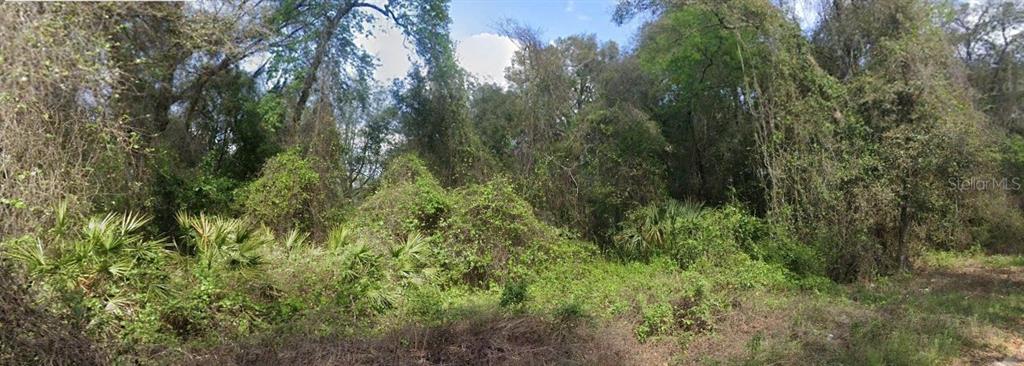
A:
[449,0,643,46]
[359,0,827,84]
[359,0,647,85]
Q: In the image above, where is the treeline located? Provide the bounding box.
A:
[2,0,1022,294]
[3,0,1024,362]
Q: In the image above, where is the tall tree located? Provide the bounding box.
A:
[398,1,494,186]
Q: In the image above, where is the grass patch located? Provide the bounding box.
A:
[691,251,1023,365]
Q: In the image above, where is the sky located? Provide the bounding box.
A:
[356,0,882,85]
[359,0,648,85]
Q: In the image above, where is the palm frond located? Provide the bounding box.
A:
[178,212,269,270]
[2,235,49,275]
[283,228,309,250]
[327,225,353,251]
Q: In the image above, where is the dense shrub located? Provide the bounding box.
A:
[524,106,669,244]
[352,154,450,244]
[352,156,572,285]
[237,149,321,232]
[500,281,529,308]
[2,211,290,357]
[614,200,822,277]
[176,212,273,270]
[962,191,1024,254]
[149,152,245,235]
[1,211,179,353]
[440,178,562,284]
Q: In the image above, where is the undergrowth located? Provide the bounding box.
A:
[0,154,961,364]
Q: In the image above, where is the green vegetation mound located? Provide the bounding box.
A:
[351,154,574,285]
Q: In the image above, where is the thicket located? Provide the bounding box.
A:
[614,200,821,277]
[2,0,1022,362]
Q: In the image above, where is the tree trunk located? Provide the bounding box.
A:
[896,199,911,272]
[290,2,357,134]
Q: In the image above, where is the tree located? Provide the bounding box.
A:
[399,62,494,186]
[946,0,1023,132]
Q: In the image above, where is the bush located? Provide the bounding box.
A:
[523,106,669,243]
[3,212,169,295]
[353,157,570,286]
[614,200,823,277]
[635,302,674,342]
[440,178,561,284]
[964,191,1024,254]
[500,281,529,308]
[176,212,273,270]
[237,149,321,232]
[2,212,182,353]
[352,154,450,245]
[149,152,244,235]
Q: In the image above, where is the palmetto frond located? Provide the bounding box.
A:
[2,235,48,275]
[327,225,354,251]
[73,212,162,280]
[283,228,309,250]
[177,211,270,270]
[340,242,376,270]
[390,231,433,282]
[49,199,72,240]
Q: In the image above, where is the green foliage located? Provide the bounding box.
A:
[149,151,245,237]
[575,106,669,240]
[613,200,704,261]
[5,0,1023,363]
[526,249,791,345]
[499,280,529,308]
[4,212,167,291]
[326,224,355,251]
[2,212,174,348]
[400,56,495,186]
[387,231,437,284]
[281,228,309,250]
[521,105,669,244]
[633,0,797,208]
[800,0,999,279]
[614,200,822,277]
[237,149,321,232]
[354,158,571,286]
[440,178,561,284]
[354,154,451,243]
[635,302,674,342]
[176,212,272,270]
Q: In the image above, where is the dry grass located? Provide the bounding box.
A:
[177,311,671,365]
[678,252,1024,365]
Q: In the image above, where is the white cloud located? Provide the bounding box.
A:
[356,25,518,86]
[565,0,576,13]
[793,0,820,31]
[455,33,519,86]
[355,22,416,81]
